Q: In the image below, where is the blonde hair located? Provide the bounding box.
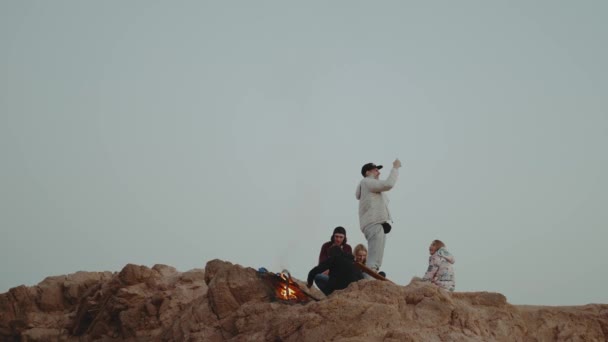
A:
[354,244,368,263]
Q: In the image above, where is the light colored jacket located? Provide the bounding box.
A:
[423,247,456,291]
[355,168,399,230]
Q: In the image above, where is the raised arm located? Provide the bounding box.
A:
[363,167,399,193]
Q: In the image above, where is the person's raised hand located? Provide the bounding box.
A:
[393,158,402,169]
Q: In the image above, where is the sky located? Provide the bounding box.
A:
[1,1,606,306]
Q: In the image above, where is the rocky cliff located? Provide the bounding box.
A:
[1,260,606,341]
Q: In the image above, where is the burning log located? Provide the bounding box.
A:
[258,269,319,303]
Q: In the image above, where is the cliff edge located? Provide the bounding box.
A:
[1,260,606,341]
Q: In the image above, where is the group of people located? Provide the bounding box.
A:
[306,159,456,295]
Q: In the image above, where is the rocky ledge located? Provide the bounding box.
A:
[1,260,607,341]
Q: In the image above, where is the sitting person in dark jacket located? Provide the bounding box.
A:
[307,245,364,295]
[313,226,353,293]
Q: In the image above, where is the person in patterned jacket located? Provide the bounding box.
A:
[422,239,456,291]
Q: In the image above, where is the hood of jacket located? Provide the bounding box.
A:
[435,247,455,264]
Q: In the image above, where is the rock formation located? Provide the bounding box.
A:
[1,260,606,341]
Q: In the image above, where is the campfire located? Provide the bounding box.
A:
[258,269,317,304]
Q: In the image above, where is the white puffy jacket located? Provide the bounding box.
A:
[423,247,456,291]
[355,167,399,230]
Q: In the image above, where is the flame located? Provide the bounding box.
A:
[279,286,297,300]
[277,272,298,300]
[261,269,312,303]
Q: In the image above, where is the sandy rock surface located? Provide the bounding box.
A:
[1,260,606,341]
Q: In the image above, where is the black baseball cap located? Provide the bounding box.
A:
[361,163,383,177]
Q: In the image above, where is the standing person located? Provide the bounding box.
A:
[307,246,363,295]
[422,239,456,291]
[356,158,401,276]
[314,227,353,293]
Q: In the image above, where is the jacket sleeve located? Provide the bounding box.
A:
[318,243,328,265]
[355,184,361,200]
[307,259,331,285]
[343,244,353,255]
[422,255,440,281]
[363,168,399,193]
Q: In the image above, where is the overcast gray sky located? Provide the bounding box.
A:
[1,1,607,305]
